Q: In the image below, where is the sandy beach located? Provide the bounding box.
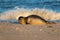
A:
[0,22,60,40]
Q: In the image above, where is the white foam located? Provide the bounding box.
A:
[0,7,60,20]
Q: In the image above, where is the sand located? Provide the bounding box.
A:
[0,22,60,40]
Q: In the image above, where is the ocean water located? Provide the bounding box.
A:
[0,0,60,22]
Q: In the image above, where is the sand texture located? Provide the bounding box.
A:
[0,22,60,40]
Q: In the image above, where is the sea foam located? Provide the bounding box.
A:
[0,7,60,21]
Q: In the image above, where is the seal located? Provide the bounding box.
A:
[18,15,56,25]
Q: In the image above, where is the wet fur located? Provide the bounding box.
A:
[18,15,56,25]
[26,15,49,24]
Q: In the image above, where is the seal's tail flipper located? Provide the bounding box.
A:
[46,21,56,24]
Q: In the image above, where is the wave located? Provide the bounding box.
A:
[0,7,60,21]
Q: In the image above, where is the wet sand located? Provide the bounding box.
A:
[0,22,60,40]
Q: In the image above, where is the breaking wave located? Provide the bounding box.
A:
[0,7,60,21]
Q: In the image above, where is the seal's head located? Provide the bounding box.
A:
[18,16,26,24]
[18,16,24,20]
